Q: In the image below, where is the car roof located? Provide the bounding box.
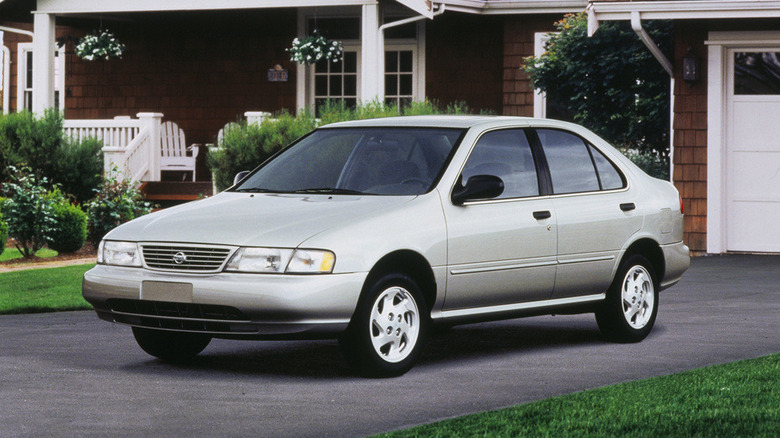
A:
[320,115,537,130]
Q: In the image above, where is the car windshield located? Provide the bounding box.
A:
[232,127,465,195]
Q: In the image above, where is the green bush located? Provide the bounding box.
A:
[1,168,56,258]
[86,172,151,244]
[0,110,103,203]
[51,137,104,204]
[208,112,318,192]
[45,190,88,253]
[620,148,670,181]
[0,211,8,257]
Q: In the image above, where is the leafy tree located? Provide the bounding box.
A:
[524,13,672,154]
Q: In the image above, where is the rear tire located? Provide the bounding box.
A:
[596,254,658,343]
[340,272,429,377]
[132,327,211,362]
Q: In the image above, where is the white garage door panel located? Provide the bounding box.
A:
[728,201,780,252]
[729,151,780,198]
[731,101,780,151]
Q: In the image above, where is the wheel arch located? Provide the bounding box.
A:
[622,238,665,284]
[362,250,437,313]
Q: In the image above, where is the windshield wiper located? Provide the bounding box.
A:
[293,188,364,195]
[234,187,274,193]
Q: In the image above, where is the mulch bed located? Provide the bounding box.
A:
[1,240,97,267]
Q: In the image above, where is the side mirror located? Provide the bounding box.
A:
[451,174,504,205]
[233,170,251,186]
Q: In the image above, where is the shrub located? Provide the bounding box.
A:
[45,190,88,253]
[620,148,670,181]
[1,168,56,258]
[86,172,151,244]
[0,210,8,257]
[51,137,104,204]
[0,110,103,203]
[208,112,318,191]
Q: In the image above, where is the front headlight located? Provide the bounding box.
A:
[225,247,335,274]
[99,240,142,267]
[287,249,336,274]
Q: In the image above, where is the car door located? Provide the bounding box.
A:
[533,128,642,299]
[442,128,557,311]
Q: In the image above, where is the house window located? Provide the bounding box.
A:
[313,49,359,113]
[533,32,571,121]
[299,13,424,112]
[17,43,65,112]
[385,48,415,108]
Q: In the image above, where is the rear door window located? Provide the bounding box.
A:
[535,129,625,194]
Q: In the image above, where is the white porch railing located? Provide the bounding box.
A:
[63,112,162,182]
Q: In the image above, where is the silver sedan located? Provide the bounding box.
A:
[83,116,690,377]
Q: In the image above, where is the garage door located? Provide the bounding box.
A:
[726,50,780,252]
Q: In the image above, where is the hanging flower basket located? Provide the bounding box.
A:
[75,29,126,61]
[287,30,343,65]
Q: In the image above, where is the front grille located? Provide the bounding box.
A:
[106,298,251,333]
[142,244,232,272]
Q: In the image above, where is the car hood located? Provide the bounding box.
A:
[105,192,414,247]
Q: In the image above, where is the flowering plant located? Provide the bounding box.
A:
[287,30,343,65]
[75,29,126,61]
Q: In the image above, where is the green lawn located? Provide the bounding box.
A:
[0,263,95,314]
[0,247,58,262]
[376,353,780,437]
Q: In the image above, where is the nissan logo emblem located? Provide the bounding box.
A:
[172,252,187,264]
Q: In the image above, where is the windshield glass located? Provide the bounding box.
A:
[233,127,465,195]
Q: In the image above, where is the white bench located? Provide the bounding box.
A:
[160,121,199,181]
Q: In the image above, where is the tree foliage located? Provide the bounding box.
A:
[524,13,672,153]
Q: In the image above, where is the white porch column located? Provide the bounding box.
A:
[360,3,381,103]
[32,13,56,115]
[138,112,163,181]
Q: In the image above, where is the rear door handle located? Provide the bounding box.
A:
[620,203,636,212]
[533,210,552,220]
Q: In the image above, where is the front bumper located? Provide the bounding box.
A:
[82,265,367,339]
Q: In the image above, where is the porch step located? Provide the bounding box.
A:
[139,181,213,208]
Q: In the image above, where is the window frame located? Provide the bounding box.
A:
[16,42,65,112]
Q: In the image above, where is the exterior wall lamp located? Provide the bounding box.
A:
[683,52,700,83]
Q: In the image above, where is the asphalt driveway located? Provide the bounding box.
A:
[1,254,778,437]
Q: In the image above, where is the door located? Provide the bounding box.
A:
[533,128,642,298]
[442,129,557,311]
[726,50,780,252]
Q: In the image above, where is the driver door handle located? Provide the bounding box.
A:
[533,210,552,220]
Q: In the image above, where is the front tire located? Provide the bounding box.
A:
[596,254,658,343]
[340,273,429,377]
[132,327,211,362]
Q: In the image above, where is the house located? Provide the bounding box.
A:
[3,0,777,255]
[589,0,780,254]
[0,0,585,205]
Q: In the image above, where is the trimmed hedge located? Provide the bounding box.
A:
[47,200,88,253]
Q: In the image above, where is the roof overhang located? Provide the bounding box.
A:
[589,1,780,22]
[441,0,586,15]
[33,0,587,16]
[35,0,376,15]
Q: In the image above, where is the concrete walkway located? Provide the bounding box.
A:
[1,254,778,437]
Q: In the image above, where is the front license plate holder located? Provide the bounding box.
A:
[141,281,193,303]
